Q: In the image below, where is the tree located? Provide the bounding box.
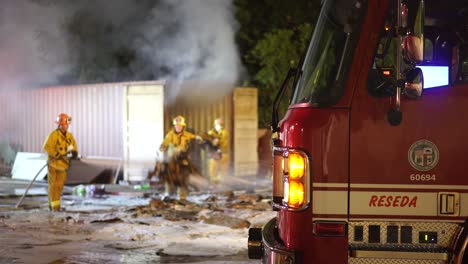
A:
[248,24,312,128]
[234,0,321,128]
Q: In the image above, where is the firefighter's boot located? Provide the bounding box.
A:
[164,182,176,197]
[178,186,188,201]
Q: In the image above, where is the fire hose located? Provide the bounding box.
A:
[15,153,75,209]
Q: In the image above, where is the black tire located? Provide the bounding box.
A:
[248,228,263,259]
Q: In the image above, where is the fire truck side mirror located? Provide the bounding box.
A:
[400,0,424,64]
[402,35,424,64]
[403,67,424,99]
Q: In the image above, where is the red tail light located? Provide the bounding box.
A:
[313,222,347,237]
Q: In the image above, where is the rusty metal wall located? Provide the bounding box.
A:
[162,88,260,177]
[163,93,234,142]
[163,92,234,177]
[0,83,126,158]
[0,84,260,178]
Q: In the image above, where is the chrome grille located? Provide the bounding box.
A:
[349,258,446,264]
[347,221,462,263]
[348,221,460,247]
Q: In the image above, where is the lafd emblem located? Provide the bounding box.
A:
[408,140,439,171]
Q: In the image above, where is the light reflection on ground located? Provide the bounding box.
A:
[0,177,272,264]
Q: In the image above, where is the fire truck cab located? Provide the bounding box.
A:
[248,0,468,263]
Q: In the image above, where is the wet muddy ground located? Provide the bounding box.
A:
[0,177,273,264]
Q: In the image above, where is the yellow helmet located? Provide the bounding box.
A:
[214,118,223,126]
[173,115,186,126]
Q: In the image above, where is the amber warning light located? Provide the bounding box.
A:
[381,68,393,76]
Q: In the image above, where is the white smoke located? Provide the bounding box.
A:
[0,0,242,154]
[0,0,241,97]
[0,0,73,90]
[135,0,241,102]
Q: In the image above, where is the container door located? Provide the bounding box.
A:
[125,84,164,181]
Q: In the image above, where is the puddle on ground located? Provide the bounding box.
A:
[0,178,272,263]
[52,248,258,264]
[0,213,263,264]
[14,187,48,195]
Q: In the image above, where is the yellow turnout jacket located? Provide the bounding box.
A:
[207,127,229,153]
[43,129,78,170]
[160,129,196,154]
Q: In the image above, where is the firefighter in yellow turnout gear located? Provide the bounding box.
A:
[43,113,78,211]
[159,115,200,200]
[207,118,229,183]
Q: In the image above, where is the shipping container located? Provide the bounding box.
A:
[0,81,165,181]
[0,83,259,181]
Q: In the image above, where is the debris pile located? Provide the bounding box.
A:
[0,183,275,262]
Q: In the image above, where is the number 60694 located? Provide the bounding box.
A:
[410,174,436,181]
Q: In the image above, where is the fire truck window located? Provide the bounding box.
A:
[367,15,401,97]
[292,0,366,106]
[295,30,338,103]
[374,37,398,70]
[424,38,433,61]
[462,60,468,82]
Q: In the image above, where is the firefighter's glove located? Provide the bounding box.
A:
[212,149,222,160]
[195,135,203,142]
[67,145,74,152]
[71,150,78,160]
[212,138,220,146]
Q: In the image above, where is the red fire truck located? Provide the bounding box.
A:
[248,0,467,263]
